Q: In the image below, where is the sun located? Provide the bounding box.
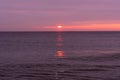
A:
[57,25,62,29]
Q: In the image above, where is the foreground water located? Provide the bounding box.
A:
[0,31,120,80]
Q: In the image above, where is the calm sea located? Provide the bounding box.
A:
[0,31,120,80]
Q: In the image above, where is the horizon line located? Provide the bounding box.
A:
[1,31,120,32]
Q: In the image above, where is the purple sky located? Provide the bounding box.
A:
[0,0,120,31]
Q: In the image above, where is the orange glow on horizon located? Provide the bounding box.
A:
[35,23,120,31]
[60,23,120,31]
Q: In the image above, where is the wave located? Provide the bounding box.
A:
[0,63,120,80]
[58,53,120,62]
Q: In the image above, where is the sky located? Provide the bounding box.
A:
[0,0,120,31]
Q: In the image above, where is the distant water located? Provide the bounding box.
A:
[0,31,120,80]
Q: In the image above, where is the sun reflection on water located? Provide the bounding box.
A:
[56,25,64,58]
[56,50,64,58]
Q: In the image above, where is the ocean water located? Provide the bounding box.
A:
[0,32,120,80]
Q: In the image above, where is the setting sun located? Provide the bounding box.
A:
[57,25,62,29]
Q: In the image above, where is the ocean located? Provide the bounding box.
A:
[0,31,120,80]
